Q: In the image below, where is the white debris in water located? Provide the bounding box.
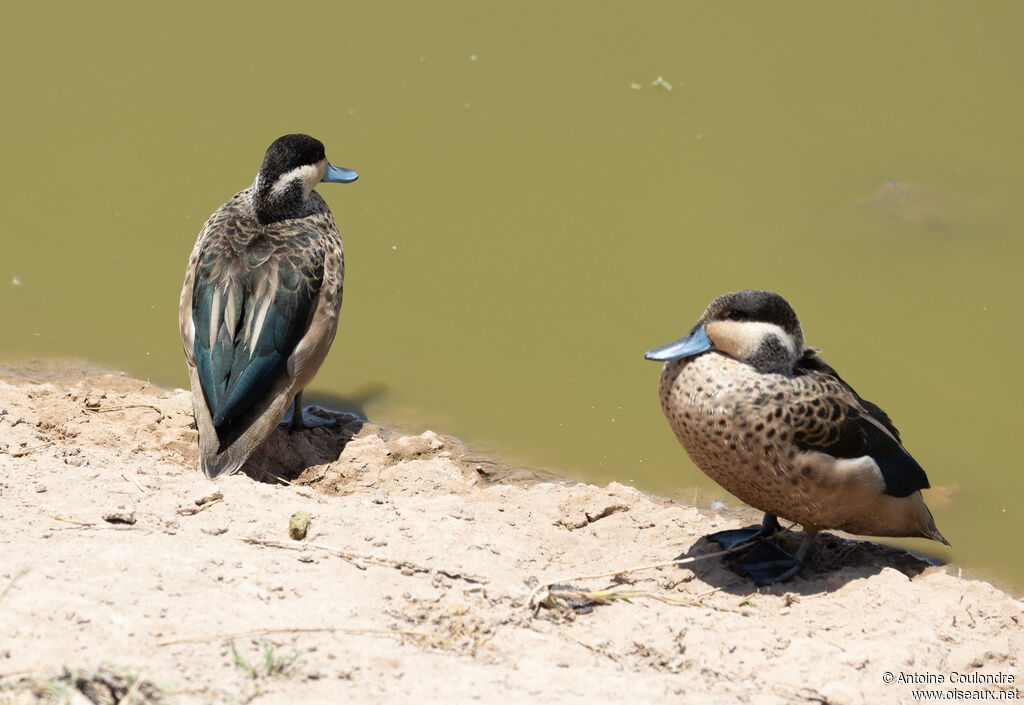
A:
[630,77,675,91]
[11,276,20,286]
[469,54,478,61]
[392,245,397,250]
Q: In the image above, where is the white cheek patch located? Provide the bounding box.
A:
[713,321,796,360]
[270,161,325,199]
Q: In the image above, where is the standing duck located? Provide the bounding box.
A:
[645,290,948,584]
[179,134,358,478]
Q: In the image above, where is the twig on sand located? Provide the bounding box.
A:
[248,464,296,486]
[242,537,487,584]
[156,626,409,647]
[2,440,56,457]
[528,525,794,610]
[121,471,147,493]
[0,568,29,601]
[83,402,165,421]
[176,497,223,516]
[538,586,700,610]
[564,633,619,662]
[51,516,96,528]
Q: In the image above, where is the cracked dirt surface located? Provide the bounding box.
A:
[1,361,1022,704]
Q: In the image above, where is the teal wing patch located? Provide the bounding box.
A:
[192,240,323,427]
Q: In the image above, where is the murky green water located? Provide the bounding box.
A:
[2,2,1022,592]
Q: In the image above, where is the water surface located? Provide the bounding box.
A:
[2,2,1022,591]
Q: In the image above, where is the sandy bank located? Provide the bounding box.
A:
[1,362,1021,704]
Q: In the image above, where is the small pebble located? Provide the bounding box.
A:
[289,510,312,540]
[34,484,46,493]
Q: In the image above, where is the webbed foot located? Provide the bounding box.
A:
[707,513,783,550]
[707,515,816,585]
[738,540,805,585]
[279,393,336,432]
[708,526,771,551]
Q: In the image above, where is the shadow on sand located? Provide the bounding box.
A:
[675,526,945,596]
[238,382,390,484]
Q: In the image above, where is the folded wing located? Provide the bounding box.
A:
[192,244,322,429]
[793,349,931,498]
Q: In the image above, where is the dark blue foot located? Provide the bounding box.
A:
[707,513,783,551]
[280,405,336,431]
[707,526,769,551]
[280,392,337,432]
[706,515,814,585]
[738,540,804,585]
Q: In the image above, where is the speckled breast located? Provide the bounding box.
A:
[657,353,809,520]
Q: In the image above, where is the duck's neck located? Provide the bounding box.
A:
[252,175,310,225]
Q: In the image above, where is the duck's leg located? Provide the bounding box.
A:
[281,392,307,431]
[280,391,337,430]
[739,529,818,586]
[707,513,783,550]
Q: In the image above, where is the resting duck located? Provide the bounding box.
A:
[645,289,948,584]
[179,134,357,478]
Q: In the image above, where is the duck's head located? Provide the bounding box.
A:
[252,134,358,224]
[645,290,805,374]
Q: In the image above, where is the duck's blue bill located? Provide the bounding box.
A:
[323,163,359,183]
[644,322,714,361]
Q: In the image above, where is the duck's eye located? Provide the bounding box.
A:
[726,310,748,321]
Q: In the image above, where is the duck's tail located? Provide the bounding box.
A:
[919,501,951,546]
[188,366,296,479]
